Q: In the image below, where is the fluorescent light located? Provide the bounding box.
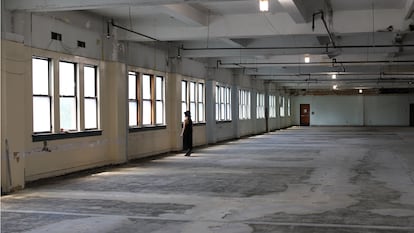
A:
[331,74,337,79]
[304,55,310,63]
[260,0,269,12]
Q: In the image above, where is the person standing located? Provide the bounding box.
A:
[181,111,193,156]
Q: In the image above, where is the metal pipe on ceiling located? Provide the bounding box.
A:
[218,60,414,66]
[182,44,414,51]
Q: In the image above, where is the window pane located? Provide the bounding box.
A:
[190,103,196,115]
[198,83,203,101]
[84,66,96,97]
[190,82,195,101]
[156,76,163,100]
[142,100,151,125]
[156,101,163,124]
[182,102,187,121]
[182,81,187,102]
[59,62,75,96]
[60,97,77,130]
[198,103,204,122]
[33,97,51,132]
[129,101,137,126]
[32,58,49,95]
[215,103,219,120]
[128,73,137,99]
[85,98,97,129]
[142,75,151,99]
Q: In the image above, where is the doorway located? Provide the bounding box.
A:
[410,104,414,127]
[300,104,310,126]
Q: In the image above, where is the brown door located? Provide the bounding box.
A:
[300,104,310,126]
[410,104,414,127]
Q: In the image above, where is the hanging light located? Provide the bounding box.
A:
[259,0,269,12]
[359,89,363,94]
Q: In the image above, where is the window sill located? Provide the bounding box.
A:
[216,120,232,124]
[32,130,103,142]
[129,125,167,133]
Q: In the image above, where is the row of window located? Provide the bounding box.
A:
[32,57,98,133]
[32,56,291,135]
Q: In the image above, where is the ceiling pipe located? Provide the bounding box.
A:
[182,44,414,51]
[218,60,414,66]
[312,10,336,48]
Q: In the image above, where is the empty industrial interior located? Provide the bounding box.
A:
[1,0,414,232]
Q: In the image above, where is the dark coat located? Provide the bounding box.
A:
[182,118,193,151]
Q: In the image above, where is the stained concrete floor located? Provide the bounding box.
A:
[2,127,414,233]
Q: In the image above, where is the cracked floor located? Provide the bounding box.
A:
[2,127,414,233]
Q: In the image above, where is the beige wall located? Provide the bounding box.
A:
[1,39,291,193]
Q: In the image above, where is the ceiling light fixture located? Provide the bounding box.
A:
[333,85,338,90]
[259,0,269,12]
[304,55,310,63]
[331,73,337,79]
[359,89,363,94]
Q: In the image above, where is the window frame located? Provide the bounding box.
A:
[59,61,78,132]
[128,71,166,129]
[84,65,99,130]
[216,84,232,122]
[181,79,205,123]
[32,57,52,134]
[32,55,102,142]
[239,89,251,120]
[128,71,140,127]
[256,93,265,119]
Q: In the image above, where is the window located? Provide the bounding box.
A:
[129,72,165,127]
[197,83,205,122]
[142,74,152,125]
[59,61,77,131]
[181,81,188,121]
[181,80,205,123]
[155,76,164,125]
[32,57,52,133]
[32,56,100,137]
[257,93,265,119]
[216,84,231,121]
[269,95,277,118]
[287,97,291,117]
[239,89,251,120]
[280,96,285,117]
[190,82,196,115]
[128,72,139,127]
[84,66,98,129]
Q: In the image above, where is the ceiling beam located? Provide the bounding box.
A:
[277,0,309,23]
[4,0,244,12]
[159,4,208,26]
[405,0,414,19]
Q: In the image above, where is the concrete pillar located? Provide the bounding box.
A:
[205,80,216,144]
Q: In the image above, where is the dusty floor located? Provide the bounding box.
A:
[2,127,414,233]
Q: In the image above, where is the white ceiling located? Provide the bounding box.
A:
[5,0,414,90]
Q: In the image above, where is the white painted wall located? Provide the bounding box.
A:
[293,95,414,126]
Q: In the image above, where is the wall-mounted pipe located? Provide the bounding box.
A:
[110,19,160,42]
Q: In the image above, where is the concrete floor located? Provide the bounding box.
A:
[2,127,414,233]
